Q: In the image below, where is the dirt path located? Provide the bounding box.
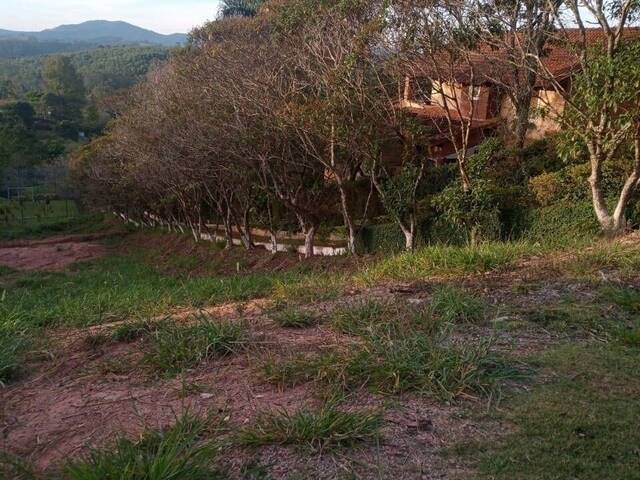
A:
[0,232,132,272]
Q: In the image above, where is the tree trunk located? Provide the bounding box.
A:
[303,223,317,258]
[399,218,416,252]
[224,207,233,249]
[337,182,357,255]
[270,231,278,253]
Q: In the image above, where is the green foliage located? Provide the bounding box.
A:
[434,180,502,243]
[0,46,170,98]
[271,308,318,328]
[220,0,264,17]
[143,316,247,376]
[236,402,383,452]
[42,55,86,121]
[558,40,640,164]
[63,414,223,480]
[529,162,627,206]
[357,221,420,254]
[378,164,422,224]
[522,200,600,245]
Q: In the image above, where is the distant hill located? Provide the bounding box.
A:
[0,21,187,58]
[0,45,172,96]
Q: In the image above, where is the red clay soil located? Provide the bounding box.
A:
[0,241,105,272]
[0,294,479,479]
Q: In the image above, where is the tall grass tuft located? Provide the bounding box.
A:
[0,319,30,385]
[63,414,224,480]
[270,308,318,329]
[143,315,247,376]
[429,285,487,323]
[358,241,542,284]
[236,402,383,452]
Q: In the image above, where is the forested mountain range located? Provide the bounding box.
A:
[0,21,187,59]
[0,45,172,97]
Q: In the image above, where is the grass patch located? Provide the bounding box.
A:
[458,344,640,479]
[271,274,345,305]
[63,414,224,480]
[518,302,607,335]
[332,300,391,336]
[358,241,542,284]
[331,300,439,338]
[429,285,487,323]
[598,283,640,314]
[112,318,170,342]
[270,308,318,329]
[0,322,30,385]
[0,213,107,241]
[236,402,383,452]
[570,242,640,277]
[264,329,524,402]
[143,315,247,376]
[0,252,294,329]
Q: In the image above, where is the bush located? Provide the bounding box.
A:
[433,180,502,243]
[236,402,383,452]
[523,200,600,245]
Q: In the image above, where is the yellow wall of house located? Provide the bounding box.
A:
[499,89,565,141]
[431,81,491,119]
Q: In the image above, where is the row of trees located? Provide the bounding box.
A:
[75,0,640,256]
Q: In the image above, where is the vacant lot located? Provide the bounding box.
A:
[1,226,639,479]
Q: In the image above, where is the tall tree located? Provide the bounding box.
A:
[42,55,86,121]
[220,0,264,17]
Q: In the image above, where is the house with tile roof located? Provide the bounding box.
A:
[399,27,640,162]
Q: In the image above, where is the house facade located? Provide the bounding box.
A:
[399,28,640,162]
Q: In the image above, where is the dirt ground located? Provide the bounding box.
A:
[2,232,635,478]
[0,234,109,272]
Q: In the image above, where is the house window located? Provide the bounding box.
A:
[413,78,432,104]
[469,85,481,101]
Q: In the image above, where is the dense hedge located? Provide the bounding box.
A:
[522,200,601,245]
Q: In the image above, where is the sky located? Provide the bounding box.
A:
[0,0,221,34]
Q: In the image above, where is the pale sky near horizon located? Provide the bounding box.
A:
[0,0,222,34]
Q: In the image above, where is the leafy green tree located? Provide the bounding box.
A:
[558,40,640,235]
[42,55,86,121]
[220,0,264,17]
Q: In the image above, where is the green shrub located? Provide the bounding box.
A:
[357,221,414,254]
[63,414,223,480]
[236,403,383,452]
[523,200,599,245]
[433,180,502,244]
[271,308,318,328]
[143,316,247,376]
[529,172,563,207]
